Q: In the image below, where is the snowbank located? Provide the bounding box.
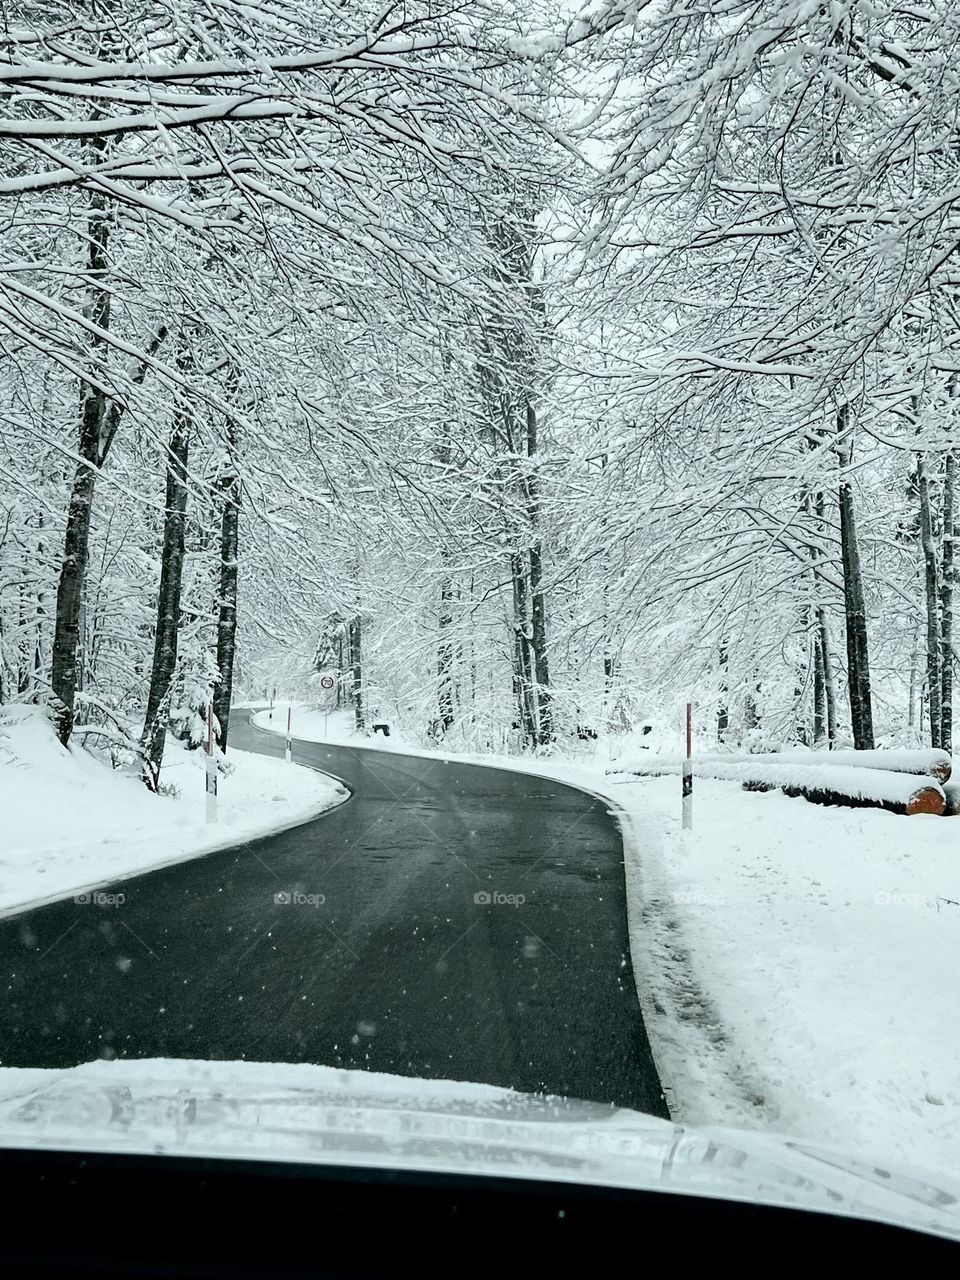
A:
[604,772,960,1180]
[250,703,418,750]
[0,705,349,917]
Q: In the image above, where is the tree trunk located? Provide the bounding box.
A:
[437,573,455,735]
[482,213,551,750]
[212,420,240,753]
[435,351,456,738]
[812,614,826,744]
[818,608,837,746]
[511,549,536,743]
[524,403,552,745]
[918,453,942,747]
[603,649,619,738]
[468,574,478,725]
[941,450,955,753]
[793,675,808,744]
[528,538,551,744]
[336,633,344,710]
[34,510,45,692]
[51,163,111,745]
[810,485,837,747]
[744,685,760,733]
[837,415,875,749]
[717,641,729,741]
[908,622,919,732]
[603,650,618,706]
[17,579,32,695]
[49,140,167,745]
[348,615,364,731]
[141,390,191,790]
[806,480,832,746]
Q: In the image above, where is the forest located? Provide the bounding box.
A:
[1,0,958,783]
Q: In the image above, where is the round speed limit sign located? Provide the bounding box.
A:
[320,675,335,690]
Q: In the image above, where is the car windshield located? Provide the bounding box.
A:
[0,0,958,1245]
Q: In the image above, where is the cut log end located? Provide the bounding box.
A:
[906,786,946,816]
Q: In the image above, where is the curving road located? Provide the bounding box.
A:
[0,713,667,1116]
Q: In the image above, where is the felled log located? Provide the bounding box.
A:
[729,748,952,784]
[608,759,946,816]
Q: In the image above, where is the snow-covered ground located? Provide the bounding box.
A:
[250,702,422,750]
[256,703,960,1181]
[0,704,348,918]
[609,774,960,1181]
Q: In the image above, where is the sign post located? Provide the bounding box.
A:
[285,705,292,763]
[682,701,693,830]
[319,674,335,737]
[205,703,218,824]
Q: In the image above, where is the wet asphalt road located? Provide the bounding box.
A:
[0,713,667,1115]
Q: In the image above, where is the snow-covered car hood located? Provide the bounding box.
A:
[0,1058,957,1243]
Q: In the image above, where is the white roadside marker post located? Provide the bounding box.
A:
[205,702,218,824]
[682,701,693,830]
[285,705,292,763]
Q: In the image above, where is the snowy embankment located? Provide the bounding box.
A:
[249,703,417,750]
[0,705,348,918]
[257,705,960,1180]
[604,772,960,1181]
